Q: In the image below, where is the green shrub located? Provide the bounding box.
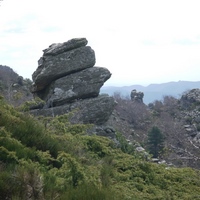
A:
[116,132,135,154]
[59,183,120,200]
[1,98,200,199]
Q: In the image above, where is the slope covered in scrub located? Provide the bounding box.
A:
[0,96,200,199]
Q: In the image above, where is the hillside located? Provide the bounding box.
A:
[1,96,200,199]
[0,65,33,106]
[106,89,200,169]
[2,63,200,170]
[2,44,200,199]
[101,81,200,104]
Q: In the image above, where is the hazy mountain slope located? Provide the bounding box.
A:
[101,81,200,104]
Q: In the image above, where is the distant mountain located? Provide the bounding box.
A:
[100,81,200,104]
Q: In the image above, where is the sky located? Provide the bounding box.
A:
[1,0,200,86]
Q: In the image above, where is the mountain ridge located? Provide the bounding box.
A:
[101,80,200,104]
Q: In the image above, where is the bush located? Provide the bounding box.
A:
[116,132,135,154]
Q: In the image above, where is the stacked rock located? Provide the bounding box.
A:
[31,38,115,127]
[130,89,144,103]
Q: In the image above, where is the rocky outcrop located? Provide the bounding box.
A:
[32,38,95,92]
[30,38,115,134]
[30,94,115,125]
[0,65,33,106]
[37,67,111,107]
[130,89,144,103]
[180,89,200,108]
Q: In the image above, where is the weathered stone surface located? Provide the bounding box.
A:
[87,125,116,140]
[30,94,116,125]
[30,38,115,133]
[180,89,200,108]
[36,67,111,107]
[130,89,144,103]
[43,38,88,56]
[32,46,95,92]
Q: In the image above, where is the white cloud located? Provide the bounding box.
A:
[1,0,200,86]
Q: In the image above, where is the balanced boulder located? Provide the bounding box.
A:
[37,67,111,107]
[30,38,115,128]
[32,38,95,92]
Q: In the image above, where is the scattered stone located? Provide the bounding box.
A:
[151,158,160,163]
[88,125,116,139]
[158,160,166,164]
[136,147,145,152]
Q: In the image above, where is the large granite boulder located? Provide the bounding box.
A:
[32,39,95,92]
[30,94,116,125]
[37,67,111,107]
[30,38,116,137]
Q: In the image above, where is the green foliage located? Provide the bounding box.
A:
[13,92,23,100]
[0,166,16,199]
[147,126,165,158]
[116,132,135,154]
[85,136,109,158]
[0,80,4,91]
[57,151,85,187]
[1,98,200,199]
[18,97,45,111]
[59,183,119,200]
[185,116,193,124]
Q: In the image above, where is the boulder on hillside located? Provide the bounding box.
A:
[36,67,111,107]
[130,89,144,103]
[87,125,116,140]
[32,42,95,92]
[30,38,115,131]
[180,89,200,108]
[30,94,116,125]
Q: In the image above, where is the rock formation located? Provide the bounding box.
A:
[32,38,95,92]
[0,65,33,106]
[30,38,116,138]
[130,89,144,103]
[180,89,200,138]
[180,88,200,108]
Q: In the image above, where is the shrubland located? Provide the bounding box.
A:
[1,96,200,199]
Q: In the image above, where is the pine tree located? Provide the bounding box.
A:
[147,126,165,158]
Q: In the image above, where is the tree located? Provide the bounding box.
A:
[147,126,165,158]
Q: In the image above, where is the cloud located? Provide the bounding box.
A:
[1,0,200,86]
[173,37,200,46]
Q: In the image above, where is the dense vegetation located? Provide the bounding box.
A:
[1,96,200,199]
